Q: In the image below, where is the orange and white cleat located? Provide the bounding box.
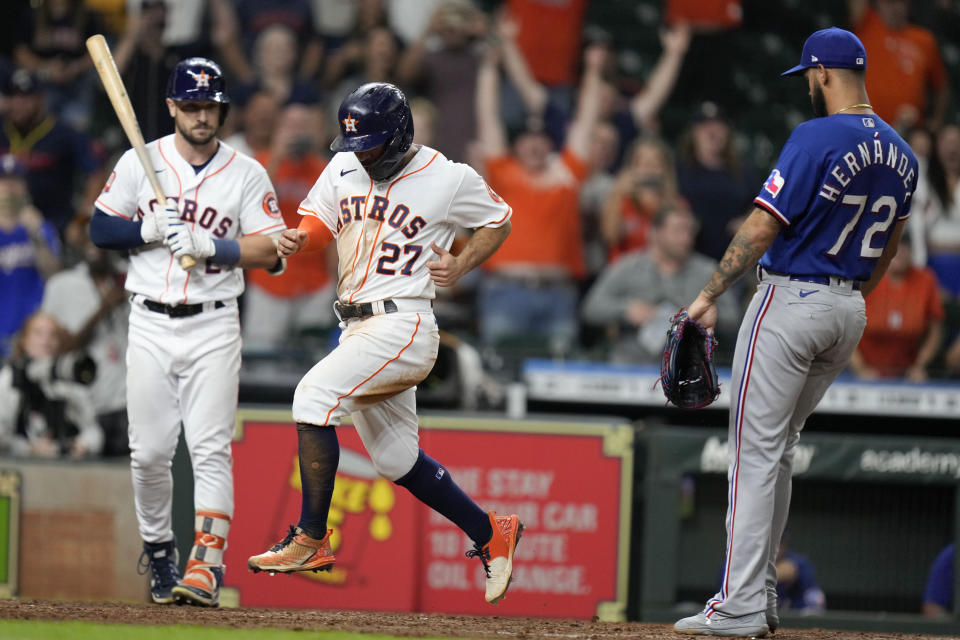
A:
[466,511,524,604]
[247,525,336,574]
[172,563,222,607]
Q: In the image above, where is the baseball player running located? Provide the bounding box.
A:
[247,82,524,605]
[674,28,917,637]
[90,58,286,607]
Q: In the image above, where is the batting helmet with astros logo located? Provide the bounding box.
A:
[166,57,230,119]
[331,82,414,181]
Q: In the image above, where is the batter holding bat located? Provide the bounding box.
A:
[247,82,524,606]
[674,28,917,636]
[89,55,285,607]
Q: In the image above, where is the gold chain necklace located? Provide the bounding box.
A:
[835,103,873,114]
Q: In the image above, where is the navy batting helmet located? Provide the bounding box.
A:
[166,57,230,117]
[331,82,413,181]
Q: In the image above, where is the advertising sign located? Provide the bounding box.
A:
[226,410,633,620]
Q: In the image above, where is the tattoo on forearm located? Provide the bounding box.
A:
[703,231,766,300]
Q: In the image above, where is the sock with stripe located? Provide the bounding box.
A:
[181,510,229,594]
[296,423,340,540]
[395,449,493,546]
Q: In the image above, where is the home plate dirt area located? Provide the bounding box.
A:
[0,600,947,640]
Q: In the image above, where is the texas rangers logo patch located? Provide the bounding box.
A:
[189,69,210,89]
[262,192,281,218]
[343,114,358,133]
[763,169,785,198]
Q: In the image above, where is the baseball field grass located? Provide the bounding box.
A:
[0,621,428,640]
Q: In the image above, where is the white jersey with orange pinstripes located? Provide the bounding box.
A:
[297,145,511,304]
[95,134,285,303]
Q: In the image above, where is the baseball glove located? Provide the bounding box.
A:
[658,309,720,409]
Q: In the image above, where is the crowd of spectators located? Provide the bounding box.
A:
[2,0,960,457]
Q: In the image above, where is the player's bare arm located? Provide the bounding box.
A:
[687,207,781,329]
[860,219,905,297]
[236,234,282,269]
[427,221,511,288]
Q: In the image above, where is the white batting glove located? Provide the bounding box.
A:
[165,222,193,258]
[162,204,182,244]
[139,208,167,243]
[163,203,180,227]
[168,227,216,261]
[190,229,215,258]
[163,203,187,252]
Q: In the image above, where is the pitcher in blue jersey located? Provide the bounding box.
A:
[674,28,917,637]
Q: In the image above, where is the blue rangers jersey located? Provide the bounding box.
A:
[754,113,918,281]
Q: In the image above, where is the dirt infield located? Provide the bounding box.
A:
[0,600,954,640]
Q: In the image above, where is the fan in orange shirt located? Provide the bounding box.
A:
[244,103,336,351]
[851,238,945,381]
[851,0,949,130]
[473,38,605,352]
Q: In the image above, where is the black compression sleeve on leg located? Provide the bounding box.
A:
[296,423,339,540]
[395,449,493,546]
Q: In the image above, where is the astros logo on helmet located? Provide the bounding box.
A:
[167,57,230,105]
[343,114,358,133]
[190,69,211,89]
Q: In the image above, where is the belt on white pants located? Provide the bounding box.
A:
[131,294,235,317]
[334,297,433,320]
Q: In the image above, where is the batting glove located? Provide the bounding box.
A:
[140,209,166,244]
[168,227,216,261]
[164,203,186,250]
[163,204,182,240]
[190,229,215,258]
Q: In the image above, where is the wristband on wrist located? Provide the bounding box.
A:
[211,238,241,266]
[266,256,286,275]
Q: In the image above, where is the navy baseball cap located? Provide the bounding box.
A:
[782,27,867,76]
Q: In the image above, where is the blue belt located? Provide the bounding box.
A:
[787,275,861,290]
[760,267,862,290]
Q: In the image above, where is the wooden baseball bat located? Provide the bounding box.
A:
[86,34,196,270]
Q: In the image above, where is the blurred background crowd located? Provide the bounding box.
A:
[2,0,960,459]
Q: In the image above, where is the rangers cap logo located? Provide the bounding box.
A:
[343,114,358,133]
[189,69,211,89]
[764,169,785,197]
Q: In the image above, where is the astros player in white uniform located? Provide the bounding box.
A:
[674,29,917,636]
[247,82,524,605]
[90,58,286,607]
